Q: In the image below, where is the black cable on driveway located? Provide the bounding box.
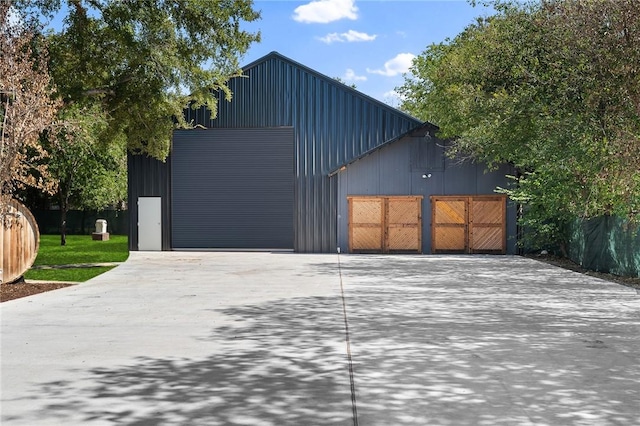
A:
[337,250,359,426]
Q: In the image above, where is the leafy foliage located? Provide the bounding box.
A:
[0,3,60,213]
[7,0,260,242]
[15,0,261,160]
[39,103,127,243]
[399,0,640,251]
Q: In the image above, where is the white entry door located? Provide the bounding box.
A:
[138,197,162,251]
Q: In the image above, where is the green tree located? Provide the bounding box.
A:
[41,104,127,245]
[11,0,260,243]
[15,0,261,160]
[399,0,640,253]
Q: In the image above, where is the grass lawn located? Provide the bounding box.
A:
[32,234,129,265]
[24,266,117,282]
[23,235,129,282]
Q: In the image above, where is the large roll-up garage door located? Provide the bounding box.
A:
[171,128,294,249]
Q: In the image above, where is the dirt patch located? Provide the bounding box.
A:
[1,281,74,302]
[528,254,640,290]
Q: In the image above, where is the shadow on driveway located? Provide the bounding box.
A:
[15,294,354,426]
[2,254,639,425]
[335,256,640,425]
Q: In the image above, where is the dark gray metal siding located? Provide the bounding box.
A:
[185,52,421,252]
[336,136,518,254]
[171,128,294,249]
[127,154,172,251]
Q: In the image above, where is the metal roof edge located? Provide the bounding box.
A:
[328,122,439,177]
[239,51,425,124]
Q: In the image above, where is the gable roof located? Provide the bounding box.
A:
[241,52,443,175]
[242,51,423,125]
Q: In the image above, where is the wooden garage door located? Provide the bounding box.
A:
[469,196,507,253]
[431,195,506,254]
[348,196,423,253]
[432,196,468,252]
[348,197,384,252]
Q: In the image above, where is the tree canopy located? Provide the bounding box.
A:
[399,0,640,250]
[3,0,260,241]
[15,0,261,160]
[1,3,60,213]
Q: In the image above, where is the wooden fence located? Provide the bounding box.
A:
[1,200,40,283]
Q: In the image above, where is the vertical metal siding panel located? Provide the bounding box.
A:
[161,157,172,250]
[308,73,316,252]
[259,65,266,126]
[127,155,137,251]
[314,80,322,252]
[270,63,277,125]
[321,82,331,251]
[352,98,359,154]
[331,86,340,166]
[295,70,303,251]
[284,65,292,125]
[305,72,315,252]
[329,174,338,252]
[311,75,319,252]
[293,67,302,250]
[355,98,363,154]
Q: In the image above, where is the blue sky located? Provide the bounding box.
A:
[42,0,494,106]
[242,0,495,105]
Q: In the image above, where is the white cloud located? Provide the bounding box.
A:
[318,33,342,44]
[318,29,377,44]
[344,68,367,82]
[342,30,376,42]
[367,53,416,77]
[293,0,358,24]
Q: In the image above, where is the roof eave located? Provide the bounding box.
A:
[328,122,439,177]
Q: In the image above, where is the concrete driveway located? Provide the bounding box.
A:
[1,253,639,425]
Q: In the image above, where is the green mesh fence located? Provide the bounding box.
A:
[568,216,640,278]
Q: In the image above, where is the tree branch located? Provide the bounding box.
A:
[83,88,116,97]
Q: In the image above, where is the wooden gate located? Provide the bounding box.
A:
[348,196,423,253]
[431,195,506,254]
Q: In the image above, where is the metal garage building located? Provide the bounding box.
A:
[128,52,517,254]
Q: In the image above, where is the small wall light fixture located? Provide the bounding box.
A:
[421,173,432,179]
